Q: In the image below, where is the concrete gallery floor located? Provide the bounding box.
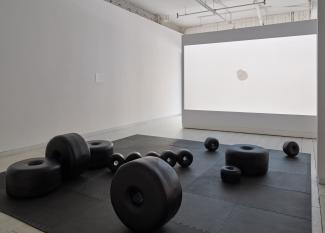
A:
[0,115,322,233]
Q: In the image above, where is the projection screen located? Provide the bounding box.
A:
[182,20,318,138]
[184,35,317,116]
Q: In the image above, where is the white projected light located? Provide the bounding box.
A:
[184,35,317,116]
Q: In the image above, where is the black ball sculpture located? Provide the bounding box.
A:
[176,149,193,168]
[283,141,300,157]
[160,150,177,167]
[204,137,219,152]
[108,153,125,173]
[125,152,142,163]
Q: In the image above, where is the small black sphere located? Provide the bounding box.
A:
[146,151,160,157]
[283,141,300,157]
[176,149,193,168]
[160,150,177,167]
[204,137,219,152]
[125,152,142,163]
[108,153,125,173]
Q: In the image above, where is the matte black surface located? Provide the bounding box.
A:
[110,157,182,232]
[176,150,193,168]
[124,152,142,163]
[88,140,114,169]
[204,137,219,152]
[108,153,125,173]
[0,135,311,233]
[220,166,241,184]
[6,158,62,198]
[283,141,300,157]
[225,144,269,176]
[45,133,90,179]
[160,150,177,167]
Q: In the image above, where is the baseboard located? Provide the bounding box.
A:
[0,143,46,158]
[83,113,180,139]
[0,114,181,158]
[183,110,317,139]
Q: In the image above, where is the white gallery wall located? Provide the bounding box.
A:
[0,0,182,152]
[184,35,317,115]
[182,20,318,138]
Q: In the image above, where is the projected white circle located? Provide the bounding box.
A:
[237,69,248,81]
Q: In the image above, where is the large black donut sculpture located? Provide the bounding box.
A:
[6,157,62,198]
[45,133,90,179]
[226,144,269,176]
[110,157,182,232]
[220,165,241,184]
[87,140,114,169]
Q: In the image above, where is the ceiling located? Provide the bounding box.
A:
[124,0,316,28]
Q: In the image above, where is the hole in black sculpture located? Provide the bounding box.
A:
[28,160,44,166]
[128,187,144,207]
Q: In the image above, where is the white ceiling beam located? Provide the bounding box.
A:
[215,0,232,23]
[195,0,226,21]
[310,0,318,19]
[177,1,266,18]
[254,0,264,25]
[106,0,159,22]
[106,0,184,32]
